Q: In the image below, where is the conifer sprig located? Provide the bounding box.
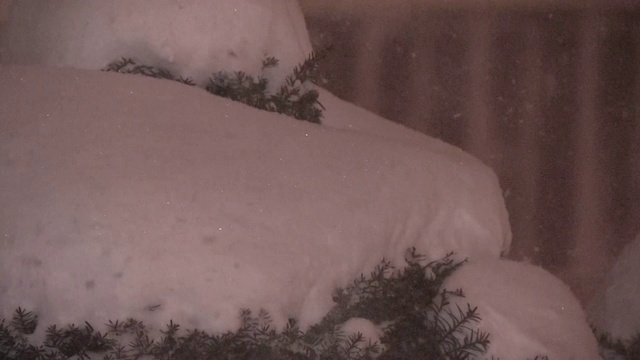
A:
[104,48,331,124]
[594,327,640,360]
[104,57,195,85]
[11,307,38,335]
[0,248,557,359]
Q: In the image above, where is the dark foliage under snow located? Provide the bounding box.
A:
[0,249,500,360]
[103,49,329,124]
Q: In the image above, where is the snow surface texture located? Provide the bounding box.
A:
[444,259,600,359]
[0,0,599,357]
[0,0,312,88]
[588,233,640,340]
[0,64,509,341]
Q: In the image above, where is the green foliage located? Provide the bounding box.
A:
[11,308,37,336]
[103,58,195,85]
[594,327,640,360]
[0,249,527,359]
[103,49,329,124]
[205,50,327,124]
[312,249,489,360]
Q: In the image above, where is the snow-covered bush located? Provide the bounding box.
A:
[0,65,511,342]
[0,0,601,358]
[589,233,640,360]
[1,0,313,89]
[443,259,600,359]
[0,251,493,360]
[595,330,640,360]
[103,50,327,124]
[588,233,640,340]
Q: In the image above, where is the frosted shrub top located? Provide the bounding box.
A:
[0,0,313,86]
[0,2,604,357]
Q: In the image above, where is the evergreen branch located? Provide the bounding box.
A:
[11,307,38,335]
[104,50,329,124]
[594,326,640,360]
[0,249,557,359]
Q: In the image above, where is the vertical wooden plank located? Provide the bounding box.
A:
[632,16,640,243]
[569,9,607,302]
[0,0,11,38]
[465,10,495,169]
[511,17,544,263]
[0,0,10,18]
[351,12,388,114]
[406,6,434,134]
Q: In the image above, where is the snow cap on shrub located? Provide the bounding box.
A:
[444,258,600,359]
[1,0,313,87]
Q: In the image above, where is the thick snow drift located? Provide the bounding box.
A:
[0,0,312,87]
[0,65,510,340]
[588,233,640,340]
[444,259,600,359]
[0,1,599,357]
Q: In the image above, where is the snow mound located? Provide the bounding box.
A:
[0,0,312,87]
[588,233,640,340]
[444,259,600,359]
[341,318,383,346]
[0,65,510,340]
